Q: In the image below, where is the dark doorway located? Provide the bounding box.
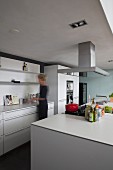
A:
[79,83,87,105]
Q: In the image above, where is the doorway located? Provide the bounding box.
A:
[79,83,87,105]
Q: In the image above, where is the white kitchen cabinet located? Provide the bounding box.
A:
[45,65,79,114]
[3,106,37,154]
[4,106,37,120]
[48,109,54,117]
[0,136,3,156]
[58,73,67,100]
[0,112,3,156]
[4,116,24,135]
[58,99,66,114]
[4,127,30,153]
[0,120,3,136]
[22,113,37,128]
[48,102,54,117]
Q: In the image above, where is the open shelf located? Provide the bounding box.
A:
[0,81,38,85]
[0,68,39,74]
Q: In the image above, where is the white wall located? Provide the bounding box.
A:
[0,57,40,105]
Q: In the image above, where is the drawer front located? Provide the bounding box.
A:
[4,116,23,135]
[4,113,37,135]
[22,113,38,128]
[48,102,54,110]
[0,112,3,120]
[0,120,3,136]
[4,127,30,153]
[0,136,3,156]
[4,106,37,120]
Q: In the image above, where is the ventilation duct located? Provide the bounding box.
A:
[58,41,109,76]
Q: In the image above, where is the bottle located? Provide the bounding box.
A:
[23,62,26,71]
[93,107,97,122]
[85,105,91,120]
[88,94,91,103]
[25,63,28,71]
[89,107,94,122]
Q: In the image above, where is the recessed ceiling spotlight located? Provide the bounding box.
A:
[108,60,113,62]
[9,29,20,33]
[69,19,87,29]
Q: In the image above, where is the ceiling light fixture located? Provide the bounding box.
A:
[108,60,113,62]
[9,29,20,33]
[69,19,87,29]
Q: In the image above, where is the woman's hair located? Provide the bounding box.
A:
[38,74,47,81]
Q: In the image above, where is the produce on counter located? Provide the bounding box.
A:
[105,106,112,113]
[85,103,105,123]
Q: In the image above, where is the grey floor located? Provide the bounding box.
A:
[0,142,30,170]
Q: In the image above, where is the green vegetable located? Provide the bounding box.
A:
[105,106,112,113]
[109,93,113,97]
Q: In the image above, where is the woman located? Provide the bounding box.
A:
[33,74,48,120]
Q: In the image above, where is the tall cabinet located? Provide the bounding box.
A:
[45,65,79,114]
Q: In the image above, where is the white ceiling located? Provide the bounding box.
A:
[0,0,113,69]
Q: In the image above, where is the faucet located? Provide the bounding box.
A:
[96,95,108,103]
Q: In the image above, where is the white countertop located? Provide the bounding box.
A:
[32,113,113,146]
[0,101,53,112]
[0,103,38,112]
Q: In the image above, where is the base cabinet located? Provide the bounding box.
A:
[2,106,38,155]
[48,109,54,117]
[4,127,30,153]
[0,120,3,136]
[48,102,54,117]
[0,136,3,156]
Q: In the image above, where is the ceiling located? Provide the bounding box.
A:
[0,0,113,69]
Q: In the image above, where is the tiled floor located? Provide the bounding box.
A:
[0,142,30,170]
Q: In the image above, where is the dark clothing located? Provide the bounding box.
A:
[38,85,48,120]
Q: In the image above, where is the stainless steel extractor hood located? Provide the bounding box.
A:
[58,41,110,76]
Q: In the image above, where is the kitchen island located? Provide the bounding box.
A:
[31,113,113,170]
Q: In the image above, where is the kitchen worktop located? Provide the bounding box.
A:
[0,101,53,112]
[32,113,113,146]
[0,103,38,112]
